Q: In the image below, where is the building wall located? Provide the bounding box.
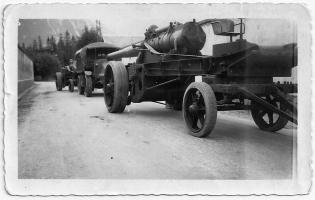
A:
[18,48,34,97]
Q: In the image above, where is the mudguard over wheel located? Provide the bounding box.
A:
[77,75,85,95]
[55,72,63,91]
[251,94,289,132]
[68,79,74,92]
[84,76,93,97]
[103,61,128,113]
[183,82,217,137]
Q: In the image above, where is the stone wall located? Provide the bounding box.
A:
[18,47,34,97]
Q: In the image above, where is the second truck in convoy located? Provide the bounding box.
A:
[74,42,119,97]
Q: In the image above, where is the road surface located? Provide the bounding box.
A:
[18,82,296,179]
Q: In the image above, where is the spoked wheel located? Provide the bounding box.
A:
[251,94,289,132]
[103,61,128,113]
[183,82,217,138]
[78,75,85,95]
[55,72,63,91]
[84,76,93,97]
[68,79,74,92]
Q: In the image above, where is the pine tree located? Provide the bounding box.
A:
[58,33,65,50]
[57,33,65,65]
[38,36,43,51]
[32,39,38,51]
[64,30,72,64]
[65,30,71,47]
[95,20,103,42]
[50,36,57,53]
[46,37,51,50]
[75,26,103,51]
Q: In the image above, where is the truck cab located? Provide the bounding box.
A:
[74,42,119,97]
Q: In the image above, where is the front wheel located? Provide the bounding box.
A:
[84,76,93,97]
[55,72,63,91]
[103,61,128,113]
[77,75,85,95]
[182,82,217,138]
[68,79,74,92]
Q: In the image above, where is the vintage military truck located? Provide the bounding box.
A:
[55,59,77,92]
[74,42,120,97]
[102,18,297,137]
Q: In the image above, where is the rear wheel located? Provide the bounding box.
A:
[78,75,85,95]
[84,76,93,97]
[251,94,288,132]
[104,61,128,113]
[183,82,217,137]
[55,72,63,91]
[68,79,74,92]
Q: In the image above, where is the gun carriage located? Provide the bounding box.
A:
[103,18,298,137]
[74,42,120,97]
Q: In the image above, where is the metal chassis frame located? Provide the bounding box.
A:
[208,83,297,124]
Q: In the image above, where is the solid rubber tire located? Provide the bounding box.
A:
[251,101,289,132]
[68,79,74,92]
[56,72,63,91]
[78,75,85,95]
[104,61,128,113]
[84,76,93,97]
[182,82,217,137]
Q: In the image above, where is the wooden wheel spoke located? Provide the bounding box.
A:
[270,98,278,105]
[258,110,267,118]
[197,112,205,126]
[267,112,274,124]
[191,114,199,128]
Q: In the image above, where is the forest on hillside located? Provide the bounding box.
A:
[18,21,103,80]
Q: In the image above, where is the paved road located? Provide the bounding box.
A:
[18,82,296,179]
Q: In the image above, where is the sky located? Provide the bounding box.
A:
[15,4,297,46]
[96,4,296,45]
[99,4,214,37]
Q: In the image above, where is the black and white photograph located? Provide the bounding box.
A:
[2,2,312,196]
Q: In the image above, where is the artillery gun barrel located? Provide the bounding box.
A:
[106,44,141,60]
[106,19,214,60]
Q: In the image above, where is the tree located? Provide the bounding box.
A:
[71,35,77,53]
[38,36,43,51]
[64,30,72,64]
[50,36,57,53]
[57,33,65,50]
[75,26,103,51]
[65,30,71,47]
[57,33,65,65]
[46,36,51,50]
[33,53,60,80]
[32,39,38,51]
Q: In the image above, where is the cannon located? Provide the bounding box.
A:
[74,42,119,97]
[103,18,297,137]
[55,59,78,92]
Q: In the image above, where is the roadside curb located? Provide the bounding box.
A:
[18,84,36,101]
